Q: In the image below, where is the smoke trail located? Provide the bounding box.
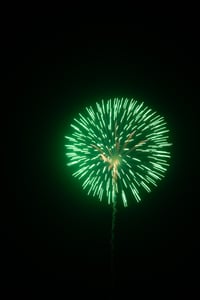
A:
[110,197,117,287]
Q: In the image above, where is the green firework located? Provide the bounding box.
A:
[65,98,172,207]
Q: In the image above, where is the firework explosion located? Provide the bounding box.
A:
[65,98,172,206]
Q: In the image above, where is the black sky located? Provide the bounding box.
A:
[5,21,199,293]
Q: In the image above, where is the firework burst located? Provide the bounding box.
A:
[65,98,172,207]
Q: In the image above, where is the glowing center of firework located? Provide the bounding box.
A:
[100,153,121,182]
[109,156,121,184]
[110,156,121,168]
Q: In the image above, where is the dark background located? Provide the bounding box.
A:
[5,21,199,292]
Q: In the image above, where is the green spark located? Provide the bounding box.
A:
[65,98,172,206]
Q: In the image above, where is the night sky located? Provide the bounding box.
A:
[7,21,199,293]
